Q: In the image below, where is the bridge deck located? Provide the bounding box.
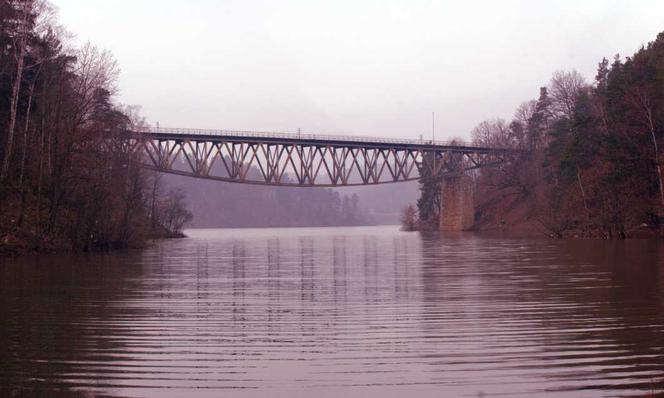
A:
[130,127,511,154]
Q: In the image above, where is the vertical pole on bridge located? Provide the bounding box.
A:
[432,112,436,172]
[432,112,435,143]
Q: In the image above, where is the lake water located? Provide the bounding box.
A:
[1,226,663,397]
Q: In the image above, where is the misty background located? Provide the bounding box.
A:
[53,0,664,227]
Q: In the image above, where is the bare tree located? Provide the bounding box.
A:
[147,171,163,228]
[471,119,511,148]
[514,100,537,127]
[121,104,150,129]
[161,188,193,234]
[400,204,418,231]
[1,0,34,181]
[626,86,664,210]
[72,42,119,126]
[549,70,586,119]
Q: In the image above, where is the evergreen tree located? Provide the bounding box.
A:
[416,152,440,228]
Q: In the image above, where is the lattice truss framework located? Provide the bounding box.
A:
[112,134,512,187]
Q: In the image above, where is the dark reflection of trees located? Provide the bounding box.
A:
[195,242,210,319]
[299,237,315,336]
[418,231,475,306]
[332,236,348,304]
[267,238,281,337]
[231,241,246,328]
[418,234,664,395]
[391,236,413,301]
[556,240,664,393]
[362,236,379,303]
[300,237,314,303]
[0,252,143,397]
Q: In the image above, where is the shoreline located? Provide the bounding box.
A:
[5,224,663,258]
[0,230,187,258]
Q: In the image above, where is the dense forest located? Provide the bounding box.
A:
[0,1,190,254]
[413,31,664,238]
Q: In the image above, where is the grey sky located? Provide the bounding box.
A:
[54,0,664,140]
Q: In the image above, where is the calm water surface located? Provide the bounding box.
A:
[1,226,663,397]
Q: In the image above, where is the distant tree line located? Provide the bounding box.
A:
[161,158,370,228]
[0,0,190,253]
[470,31,664,238]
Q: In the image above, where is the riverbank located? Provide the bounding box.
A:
[403,204,663,239]
[0,225,186,257]
[471,213,663,239]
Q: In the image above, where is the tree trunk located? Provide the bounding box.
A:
[1,46,26,181]
[576,166,590,221]
[36,118,45,239]
[19,78,37,186]
[645,107,664,211]
[150,173,162,228]
[17,80,37,227]
[0,1,32,182]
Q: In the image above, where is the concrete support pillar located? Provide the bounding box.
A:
[439,173,474,231]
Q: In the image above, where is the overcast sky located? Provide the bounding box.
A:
[53,0,664,140]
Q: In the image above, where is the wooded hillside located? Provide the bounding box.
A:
[0,1,189,253]
[469,31,664,238]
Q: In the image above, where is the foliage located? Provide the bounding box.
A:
[416,152,441,229]
[473,31,664,238]
[0,1,190,253]
[160,188,193,234]
[400,204,417,231]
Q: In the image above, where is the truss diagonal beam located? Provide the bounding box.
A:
[122,130,515,187]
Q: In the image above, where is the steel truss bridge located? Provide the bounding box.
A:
[119,127,515,187]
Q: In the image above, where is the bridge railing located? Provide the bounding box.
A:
[132,126,473,148]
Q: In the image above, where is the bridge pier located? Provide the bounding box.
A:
[439,173,474,231]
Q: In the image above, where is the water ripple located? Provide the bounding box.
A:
[1,226,663,397]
